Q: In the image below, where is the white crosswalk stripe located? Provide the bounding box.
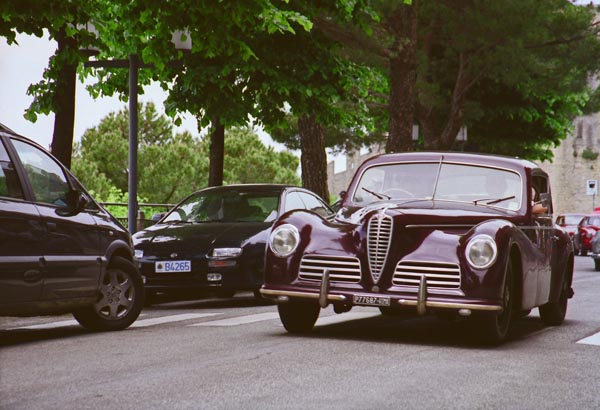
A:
[4,310,382,331]
[189,312,279,327]
[130,313,221,328]
[8,319,80,331]
[577,331,600,346]
[315,311,381,326]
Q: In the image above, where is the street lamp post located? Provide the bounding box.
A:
[81,29,191,233]
[128,54,139,234]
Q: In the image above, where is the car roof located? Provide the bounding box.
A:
[0,123,18,135]
[364,151,540,170]
[198,184,295,193]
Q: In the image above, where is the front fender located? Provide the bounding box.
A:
[457,219,516,300]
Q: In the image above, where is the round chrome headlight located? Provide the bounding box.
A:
[269,224,300,257]
[466,235,497,269]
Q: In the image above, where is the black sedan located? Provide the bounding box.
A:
[132,184,334,301]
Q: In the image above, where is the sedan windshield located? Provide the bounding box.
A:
[163,190,280,223]
[353,162,522,210]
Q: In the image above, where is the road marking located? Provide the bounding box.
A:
[5,313,218,330]
[577,331,600,346]
[130,313,221,328]
[189,312,279,327]
[315,311,381,326]
[8,319,81,330]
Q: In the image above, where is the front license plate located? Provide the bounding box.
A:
[155,260,191,273]
[353,295,391,307]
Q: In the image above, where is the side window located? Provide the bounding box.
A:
[299,192,334,218]
[0,140,24,199]
[532,175,552,214]
[11,139,70,206]
[283,191,305,213]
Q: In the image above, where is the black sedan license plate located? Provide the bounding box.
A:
[353,295,390,307]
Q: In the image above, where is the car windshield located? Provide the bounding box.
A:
[163,190,280,223]
[352,162,522,210]
[564,215,584,225]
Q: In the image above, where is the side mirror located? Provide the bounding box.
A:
[151,212,166,223]
[539,192,551,209]
[58,189,89,216]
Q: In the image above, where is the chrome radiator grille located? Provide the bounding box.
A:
[393,261,461,289]
[367,214,393,283]
[298,255,361,283]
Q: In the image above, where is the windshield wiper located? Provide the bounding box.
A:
[486,195,515,205]
[472,195,516,206]
[362,187,391,200]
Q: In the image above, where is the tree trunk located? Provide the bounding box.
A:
[50,32,77,169]
[208,118,225,187]
[385,1,418,154]
[418,52,472,150]
[298,115,330,202]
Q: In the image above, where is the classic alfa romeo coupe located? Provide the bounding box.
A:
[261,152,574,344]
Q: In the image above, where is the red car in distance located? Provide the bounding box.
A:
[576,213,600,256]
[556,213,585,253]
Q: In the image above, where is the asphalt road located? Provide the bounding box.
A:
[1,256,599,410]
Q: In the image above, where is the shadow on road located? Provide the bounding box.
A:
[271,312,573,349]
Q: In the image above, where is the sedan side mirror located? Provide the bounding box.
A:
[151,212,166,223]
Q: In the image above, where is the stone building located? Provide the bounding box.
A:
[542,113,600,215]
[327,117,600,215]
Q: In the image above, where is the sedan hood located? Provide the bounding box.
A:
[133,221,271,256]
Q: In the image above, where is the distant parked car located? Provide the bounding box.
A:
[132,184,334,301]
[261,152,574,345]
[575,214,600,256]
[556,213,585,254]
[0,123,144,330]
[591,231,600,271]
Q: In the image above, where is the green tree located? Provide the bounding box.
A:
[72,105,301,203]
[72,103,207,204]
[250,2,390,201]
[314,1,600,160]
[1,0,98,168]
[412,1,600,158]
[219,127,300,186]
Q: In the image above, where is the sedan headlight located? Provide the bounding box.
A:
[466,235,497,269]
[269,224,300,257]
[134,249,144,259]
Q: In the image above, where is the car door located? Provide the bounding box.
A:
[10,138,102,301]
[0,137,45,304]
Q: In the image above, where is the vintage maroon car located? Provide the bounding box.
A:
[261,152,574,344]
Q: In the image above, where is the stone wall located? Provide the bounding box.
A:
[542,113,600,216]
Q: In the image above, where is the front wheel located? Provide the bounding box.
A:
[595,259,600,272]
[73,256,144,331]
[278,300,320,334]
